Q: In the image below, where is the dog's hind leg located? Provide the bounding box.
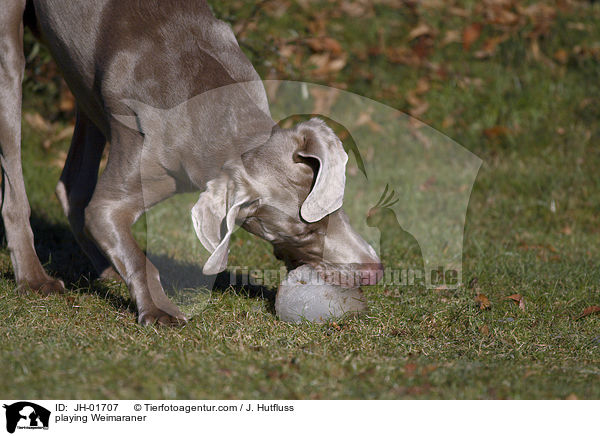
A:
[0,0,64,294]
[55,110,120,282]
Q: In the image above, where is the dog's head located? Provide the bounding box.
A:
[192,118,383,286]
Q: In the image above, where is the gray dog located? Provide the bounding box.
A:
[0,0,382,325]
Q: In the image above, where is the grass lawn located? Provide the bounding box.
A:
[1,0,599,399]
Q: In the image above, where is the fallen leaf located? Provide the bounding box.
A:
[479,324,490,336]
[308,53,347,76]
[385,46,421,66]
[448,6,469,17]
[475,293,491,310]
[419,176,436,191]
[575,305,600,320]
[487,9,519,26]
[340,0,373,18]
[310,87,340,115]
[560,225,572,235]
[441,29,461,46]
[412,36,434,60]
[355,108,383,132]
[58,87,75,113]
[474,34,509,59]
[566,22,586,31]
[442,115,455,128]
[24,112,52,132]
[483,125,510,139]
[43,125,74,150]
[330,321,341,331]
[406,90,423,107]
[305,37,343,56]
[404,362,418,374]
[463,23,482,51]
[409,100,429,118]
[505,294,525,311]
[553,49,569,65]
[278,44,296,60]
[506,293,522,303]
[408,23,434,40]
[49,150,68,169]
[415,77,430,94]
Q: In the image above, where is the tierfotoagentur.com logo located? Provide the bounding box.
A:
[3,402,50,434]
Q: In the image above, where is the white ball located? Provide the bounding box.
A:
[275,265,367,323]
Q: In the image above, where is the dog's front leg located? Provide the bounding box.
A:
[83,127,187,326]
[0,0,64,294]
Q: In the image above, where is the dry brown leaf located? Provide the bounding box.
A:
[308,53,347,76]
[409,122,432,148]
[518,3,556,24]
[575,305,600,320]
[553,49,569,65]
[415,78,430,95]
[483,125,510,139]
[566,22,586,31]
[59,87,75,113]
[355,109,383,133]
[310,87,340,115]
[24,112,52,132]
[441,30,461,46]
[340,0,373,18]
[474,34,509,59]
[43,125,74,150]
[463,23,482,51]
[419,176,436,192]
[278,44,296,60]
[505,294,525,311]
[488,9,519,26]
[475,293,491,310]
[479,324,490,336]
[409,101,429,118]
[385,46,421,66]
[560,225,572,235]
[506,293,522,303]
[448,6,469,17]
[406,90,423,107]
[404,362,417,374]
[49,150,68,169]
[305,37,343,56]
[442,115,455,128]
[408,23,434,40]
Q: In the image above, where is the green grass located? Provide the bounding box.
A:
[1,0,599,399]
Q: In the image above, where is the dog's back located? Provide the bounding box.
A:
[28,0,268,135]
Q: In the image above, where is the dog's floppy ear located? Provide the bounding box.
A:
[296,118,348,222]
[191,175,253,275]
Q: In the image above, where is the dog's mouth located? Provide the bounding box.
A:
[273,243,384,287]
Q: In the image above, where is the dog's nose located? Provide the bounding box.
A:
[359,262,384,285]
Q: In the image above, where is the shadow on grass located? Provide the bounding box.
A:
[1,213,276,316]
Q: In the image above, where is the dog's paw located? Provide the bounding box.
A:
[97,266,124,284]
[17,277,65,295]
[138,308,188,327]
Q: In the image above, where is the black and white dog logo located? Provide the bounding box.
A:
[3,402,50,434]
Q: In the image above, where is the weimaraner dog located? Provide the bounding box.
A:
[0,0,382,325]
